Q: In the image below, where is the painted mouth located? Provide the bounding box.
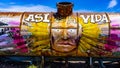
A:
[52,39,77,52]
[56,40,76,46]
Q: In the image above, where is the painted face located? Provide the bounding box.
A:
[51,17,82,52]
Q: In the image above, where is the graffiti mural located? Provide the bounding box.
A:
[0,2,120,57]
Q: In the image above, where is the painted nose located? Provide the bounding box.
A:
[63,29,68,39]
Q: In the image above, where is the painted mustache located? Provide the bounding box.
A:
[56,39,76,46]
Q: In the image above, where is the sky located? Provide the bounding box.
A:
[0,0,120,12]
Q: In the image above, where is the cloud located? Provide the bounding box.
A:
[0,1,93,12]
[0,4,94,13]
[0,5,56,12]
[108,0,117,8]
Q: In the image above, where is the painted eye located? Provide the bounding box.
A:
[67,29,77,34]
[52,29,61,33]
